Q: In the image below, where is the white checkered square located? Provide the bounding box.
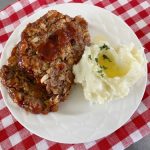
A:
[36,140,48,150]
[112,142,124,150]
[12,2,23,12]
[0,11,9,20]
[105,4,116,12]
[28,0,37,3]
[119,0,128,5]
[17,15,28,23]
[9,132,21,146]
[128,8,137,17]
[146,32,150,40]
[4,24,14,34]
[67,147,75,150]
[1,115,13,128]
[64,0,72,2]
[84,0,94,4]
[137,102,148,114]
[136,20,147,29]
[84,141,97,149]
[130,130,142,142]
[141,1,150,9]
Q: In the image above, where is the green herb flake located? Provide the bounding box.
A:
[97,69,105,78]
[88,55,92,60]
[100,65,107,70]
[101,74,104,77]
[97,70,102,73]
[102,54,112,62]
[99,44,109,50]
[95,58,98,63]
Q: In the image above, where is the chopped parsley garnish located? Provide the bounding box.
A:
[97,69,104,78]
[97,66,106,77]
[100,65,107,70]
[88,55,92,60]
[97,70,102,73]
[99,44,109,50]
[102,54,112,62]
[101,74,104,77]
[95,58,98,63]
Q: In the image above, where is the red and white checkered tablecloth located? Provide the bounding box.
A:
[0,0,150,149]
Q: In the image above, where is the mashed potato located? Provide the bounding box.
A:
[73,40,146,104]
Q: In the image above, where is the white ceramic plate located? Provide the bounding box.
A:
[0,3,147,143]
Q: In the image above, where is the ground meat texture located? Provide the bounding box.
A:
[18,10,90,85]
[0,47,59,114]
[0,10,90,114]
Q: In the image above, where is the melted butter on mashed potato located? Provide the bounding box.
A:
[73,39,146,104]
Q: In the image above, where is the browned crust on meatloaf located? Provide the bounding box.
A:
[0,10,90,114]
[18,10,90,96]
[0,46,59,114]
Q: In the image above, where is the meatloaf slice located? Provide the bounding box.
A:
[0,46,59,114]
[18,10,90,97]
[0,10,90,114]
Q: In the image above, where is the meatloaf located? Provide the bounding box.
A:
[0,10,90,114]
[0,46,59,113]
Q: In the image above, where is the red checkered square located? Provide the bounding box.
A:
[98,139,112,150]
[88,144,100,150]
[9,12,19,22]
[51,143,64,150]
[115,127,130,141]
[0,33,9,43]
[132,115,146,129]
[0,129,8,142]
[59,143,73,149]
[115,6,126,15]
[0,0,150,149]
[22,136,35,149]
[95,1,104,8]
[23,4,34,14]
[0,107,11,119]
